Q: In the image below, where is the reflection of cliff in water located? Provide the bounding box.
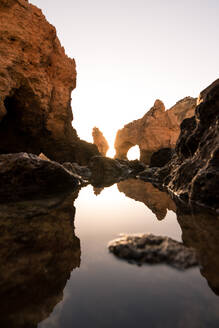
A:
[177,206,219,296]
[117,178,176,220]
[0,191,81,328]
[117,178,219,296]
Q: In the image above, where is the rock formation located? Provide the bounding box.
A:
[0,0,99,165]
[92,127,109,156]
[117,179,176,220]
[0,153,79,202]
[114,97,196,164]
[108,233,197,270]
[155,79,219,210]
[0,192,80,328]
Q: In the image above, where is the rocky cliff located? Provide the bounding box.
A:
[0,0,99,164]
[92,127,109,156]
[156,79,219,210]
[114,97,196,164]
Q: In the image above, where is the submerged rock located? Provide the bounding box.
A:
[108,233,198,270]
[155,79,219,210]
[92,127,109,156]
[0,153,79,202]
[0,0,98,164]
[114,97,196,164]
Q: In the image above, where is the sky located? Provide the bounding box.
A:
[31,0,219,157]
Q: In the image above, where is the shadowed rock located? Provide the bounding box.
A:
[0,0,99,164]
[108,233,197,270]
[0,153,79,202]
[114,97,196,164]
[150,147,174,168]
[155,79,219,209]
[0,192,81,328]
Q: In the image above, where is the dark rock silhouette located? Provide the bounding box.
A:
[0,0,99,165]
[114,97,196,164]
[0,191,81,328]
[92,127,109,156]
[155,79,219,209]
[150,147,174,168]
[0,153,79,202]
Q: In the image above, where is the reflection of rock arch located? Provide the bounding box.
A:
[114,98,196,164]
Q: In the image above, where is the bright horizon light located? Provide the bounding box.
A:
[31,0,219,158]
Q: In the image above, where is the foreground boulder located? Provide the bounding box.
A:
[0,0,98,164]
[108,233,197,270]
[150,147,174,168]
[155,79,219,209]
[0,153,79,202]
[114,97,196,164]
[92,127,109,156]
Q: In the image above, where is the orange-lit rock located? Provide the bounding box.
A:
[117,179,176,220]
[92,127,109,156]
[0,0,98,164]
[114,97,196,164]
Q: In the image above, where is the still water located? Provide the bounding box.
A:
[0,180,218,328]
[38,181,219,328]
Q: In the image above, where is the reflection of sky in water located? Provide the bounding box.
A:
[39,184,219,328]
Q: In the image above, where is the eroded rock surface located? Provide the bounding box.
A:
[114,97,196,164]
[0,0,98,164]
[117,179,176,220]
[0,192,80,328]
[108,233,197,270]
[92,127,109,156]
[155,79,219,209]
[0,153,79,202]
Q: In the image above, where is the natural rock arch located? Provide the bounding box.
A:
[114,98,196,164]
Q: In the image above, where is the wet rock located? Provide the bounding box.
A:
[150,147,174,168]
[0,192,80,328]
[63,161,91,180]
[88,156,129,187]
[108,233,198,270]
[114,97,196,164]
[92,127,109,156]
[0,0,99,164]
[0,153,79,202]
[156,79,219,210]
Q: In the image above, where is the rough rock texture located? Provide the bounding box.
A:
[88,156,128,187]
[108,233,197,270]
[0,192,80,328]
[92,127,109,156]
[0,153,79,202]
[114,97,196,164]
[156,80,219,209]
[150,147,174,168]
[0,0,99,164]
[117,179,176,220]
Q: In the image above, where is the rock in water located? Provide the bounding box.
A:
[0,0,99,164]
[150,147,174,167]
[0,153,79,202]
[108,233,198,270]
[92,127,109,156]
[114,98,196,164]
[156,79,219,210]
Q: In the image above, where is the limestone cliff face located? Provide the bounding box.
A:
[92,127,109,156]
[0,0,98,164]
[114,97,196,164]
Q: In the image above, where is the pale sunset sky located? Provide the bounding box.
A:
[31,0,219,156]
